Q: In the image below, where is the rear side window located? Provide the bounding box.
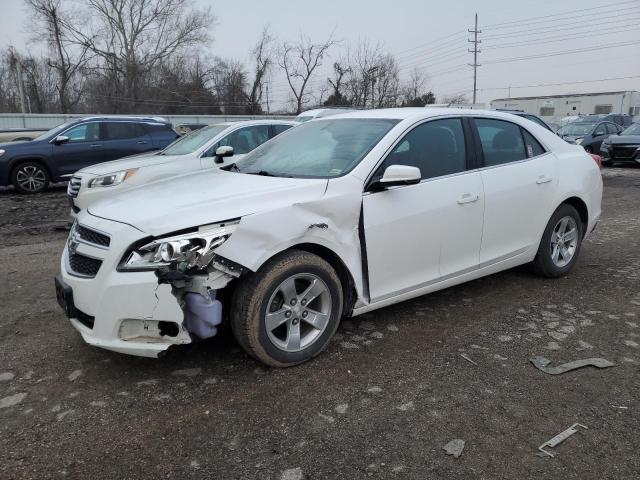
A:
[381,118,466,180]
[104,122,146,140]
[522,129,546,157]
[272,124,293,136]
[475,118,526,167]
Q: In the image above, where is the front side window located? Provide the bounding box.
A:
[605,123,618,134]
[475,118,526,166]
[63,123,100,143]
[235,118,398,178]
[104,122,146,140]
[379,118,467,180]
[218,126,270,155]
[594,124,606,136]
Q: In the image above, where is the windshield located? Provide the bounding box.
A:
[621,123,640,136]
[161,125,228,155]
[235,118,399,178]
[33,121,75,141]
[558,123,595,136]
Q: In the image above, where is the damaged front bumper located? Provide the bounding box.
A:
[58,213,233,358]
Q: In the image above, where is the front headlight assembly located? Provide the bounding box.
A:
[119,223,238,272]
[89,169,137,188]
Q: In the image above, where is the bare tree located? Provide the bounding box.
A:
[324,61,351,106]
[441,93,469,105]
[65,0,214,111]
[27,0,89,112]
[246,26,274,114]
[279,33,337,114]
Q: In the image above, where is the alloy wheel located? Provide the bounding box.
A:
[550,216,579,268]
[265,273,332,352]
[15,165,47,192]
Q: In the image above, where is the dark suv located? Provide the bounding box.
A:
[494,109,555,132]
[0,116,177,193]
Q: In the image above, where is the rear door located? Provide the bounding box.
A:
[50,122,103,175]
[362,117,485,301]
[473,117,557,265]
[101,122,153,161]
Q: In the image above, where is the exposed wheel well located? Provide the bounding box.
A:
[561,196,588,236]
[283,243,357,316]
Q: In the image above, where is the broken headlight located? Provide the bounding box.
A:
[120,223,238,271]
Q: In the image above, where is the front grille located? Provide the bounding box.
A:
[68,253,102,278]
[611,146,637,159]
[77,225,110,247]
[67,176,81,197]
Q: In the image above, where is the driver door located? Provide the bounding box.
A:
[362,118,484,302]
[51,122,104,175]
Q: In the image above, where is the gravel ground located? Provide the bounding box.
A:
[1,168,639,479]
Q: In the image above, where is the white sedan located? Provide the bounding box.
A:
[56,108,602,366]
[67,119,295,213]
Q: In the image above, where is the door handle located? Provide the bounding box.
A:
[89,144,102,148]
[137,140,148,144]
[457,193,479,205]
[536,175,552,184]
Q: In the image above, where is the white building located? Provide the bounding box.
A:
[490,91,640,122]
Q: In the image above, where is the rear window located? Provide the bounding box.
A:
[475,118,527,166]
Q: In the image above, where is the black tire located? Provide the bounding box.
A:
[530,204,584,278]
[584,146,593,153]
[230,250,343,367]
[602,159,613,167]
[11,161,50,194]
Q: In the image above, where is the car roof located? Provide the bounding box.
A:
[79,115,170,124]
[320,107,539,122]
[209,119,296,127]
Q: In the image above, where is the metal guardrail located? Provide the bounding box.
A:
[0,113,296,129]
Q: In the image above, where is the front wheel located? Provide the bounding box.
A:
[230,250,343,367]
[530,204,584,278]
[11,161,50,194]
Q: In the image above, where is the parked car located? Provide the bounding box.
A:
[56,108,602,366]
[556,120,623,153]
[0,116,178,193]
[580,114,632,127]
[0,128,48,143]
[495,109,556,132]
[600,122,640,166]
[295,107,359,122]
[68,119,296,214]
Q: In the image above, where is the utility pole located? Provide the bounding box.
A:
[265,84,270,114]
[468,13,481,105]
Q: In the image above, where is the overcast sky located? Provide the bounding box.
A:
[1,0,639,109]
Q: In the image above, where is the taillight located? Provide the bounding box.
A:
[589,153,602,169]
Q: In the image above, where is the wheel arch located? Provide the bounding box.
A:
[558,196,589,236]
[264,242,358,317]
[9,156,52,179]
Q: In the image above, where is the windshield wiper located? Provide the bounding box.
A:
[228,163,240,172]
[246,170,276,177]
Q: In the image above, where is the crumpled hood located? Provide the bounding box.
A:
[88,169,329,236]
[606,134,640,146]
[80,151,174,175]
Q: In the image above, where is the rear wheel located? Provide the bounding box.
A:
[530,204,584,278]
[11,161,50,194]
[230,250,343,367]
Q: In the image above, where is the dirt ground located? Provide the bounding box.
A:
[1,168,639,480]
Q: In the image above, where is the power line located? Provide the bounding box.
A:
[483,24,640,51]
[483,40,640,65]
[482,0,640,29]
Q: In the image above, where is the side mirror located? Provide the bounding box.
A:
[214,146,234,164]
[53,135,70,145]
[370,165,421,191]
